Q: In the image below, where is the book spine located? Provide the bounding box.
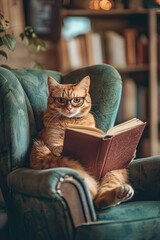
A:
[105,31,127,68]
[124,28,137,65]
[136,34,149,64]
[122,78,137,120]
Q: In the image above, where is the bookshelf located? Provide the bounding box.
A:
[57,7,160,157]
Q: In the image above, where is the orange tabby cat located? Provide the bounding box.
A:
[30,75,134,208]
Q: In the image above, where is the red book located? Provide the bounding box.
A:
[124,28,137,65]
[62,118,146,180]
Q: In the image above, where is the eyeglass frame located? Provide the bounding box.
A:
[51,96,87,107]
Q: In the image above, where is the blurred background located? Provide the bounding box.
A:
[0,0,160,158]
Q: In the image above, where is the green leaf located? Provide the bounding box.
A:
[34,38,46,51]
[33,62,44,69]
[0,50,8,60]
[2,34,16,51]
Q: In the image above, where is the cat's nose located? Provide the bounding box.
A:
[66,106,72,112]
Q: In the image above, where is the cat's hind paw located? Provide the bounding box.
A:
[94,184,134,209]
[116,184,134,204]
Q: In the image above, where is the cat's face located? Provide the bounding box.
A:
[47,76,92,118]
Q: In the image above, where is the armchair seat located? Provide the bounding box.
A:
[0,65,160,240]
[77,201,160,240]
[94,201,160,239]
[0,189,8,240]
[97,201,160,222]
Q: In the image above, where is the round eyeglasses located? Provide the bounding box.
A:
[52,97,86,107]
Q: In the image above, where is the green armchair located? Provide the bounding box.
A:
[0,65,160,240]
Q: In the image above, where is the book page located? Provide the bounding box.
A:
[66,118,145,138]
[67,124,104,137]
[106,118,145,136]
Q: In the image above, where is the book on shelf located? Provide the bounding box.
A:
[59,36,86,72]
[85,31,103,65]
[158,84,160,121]
[124,28,137,65]
[137,85,147,121]
[121,78,137,120]
[60,31,104,71]
[66,37,84,69]
[78,34,88,66]
[105,31,127,68]
[137,34,149,64]
[158,33,160,66]
[59,38,70,72]
[62,118,146,180]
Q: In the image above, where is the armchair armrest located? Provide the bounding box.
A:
[7,167,96,240]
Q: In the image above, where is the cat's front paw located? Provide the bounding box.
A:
[52,145,63,157]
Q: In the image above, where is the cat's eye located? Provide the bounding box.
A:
[57,98,66,105]
[71,97,84,106]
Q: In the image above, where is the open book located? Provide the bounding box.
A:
[62,118,146,180]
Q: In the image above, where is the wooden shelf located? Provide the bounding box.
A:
[117,64,149,73]
[61,8,150,17]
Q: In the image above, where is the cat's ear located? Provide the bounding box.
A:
[48,76,60,92]
[77,76,90,92]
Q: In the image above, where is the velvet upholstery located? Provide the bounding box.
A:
[76,156,160,240]
[0,65,160,240]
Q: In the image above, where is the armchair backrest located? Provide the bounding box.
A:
[0,64,122,200]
